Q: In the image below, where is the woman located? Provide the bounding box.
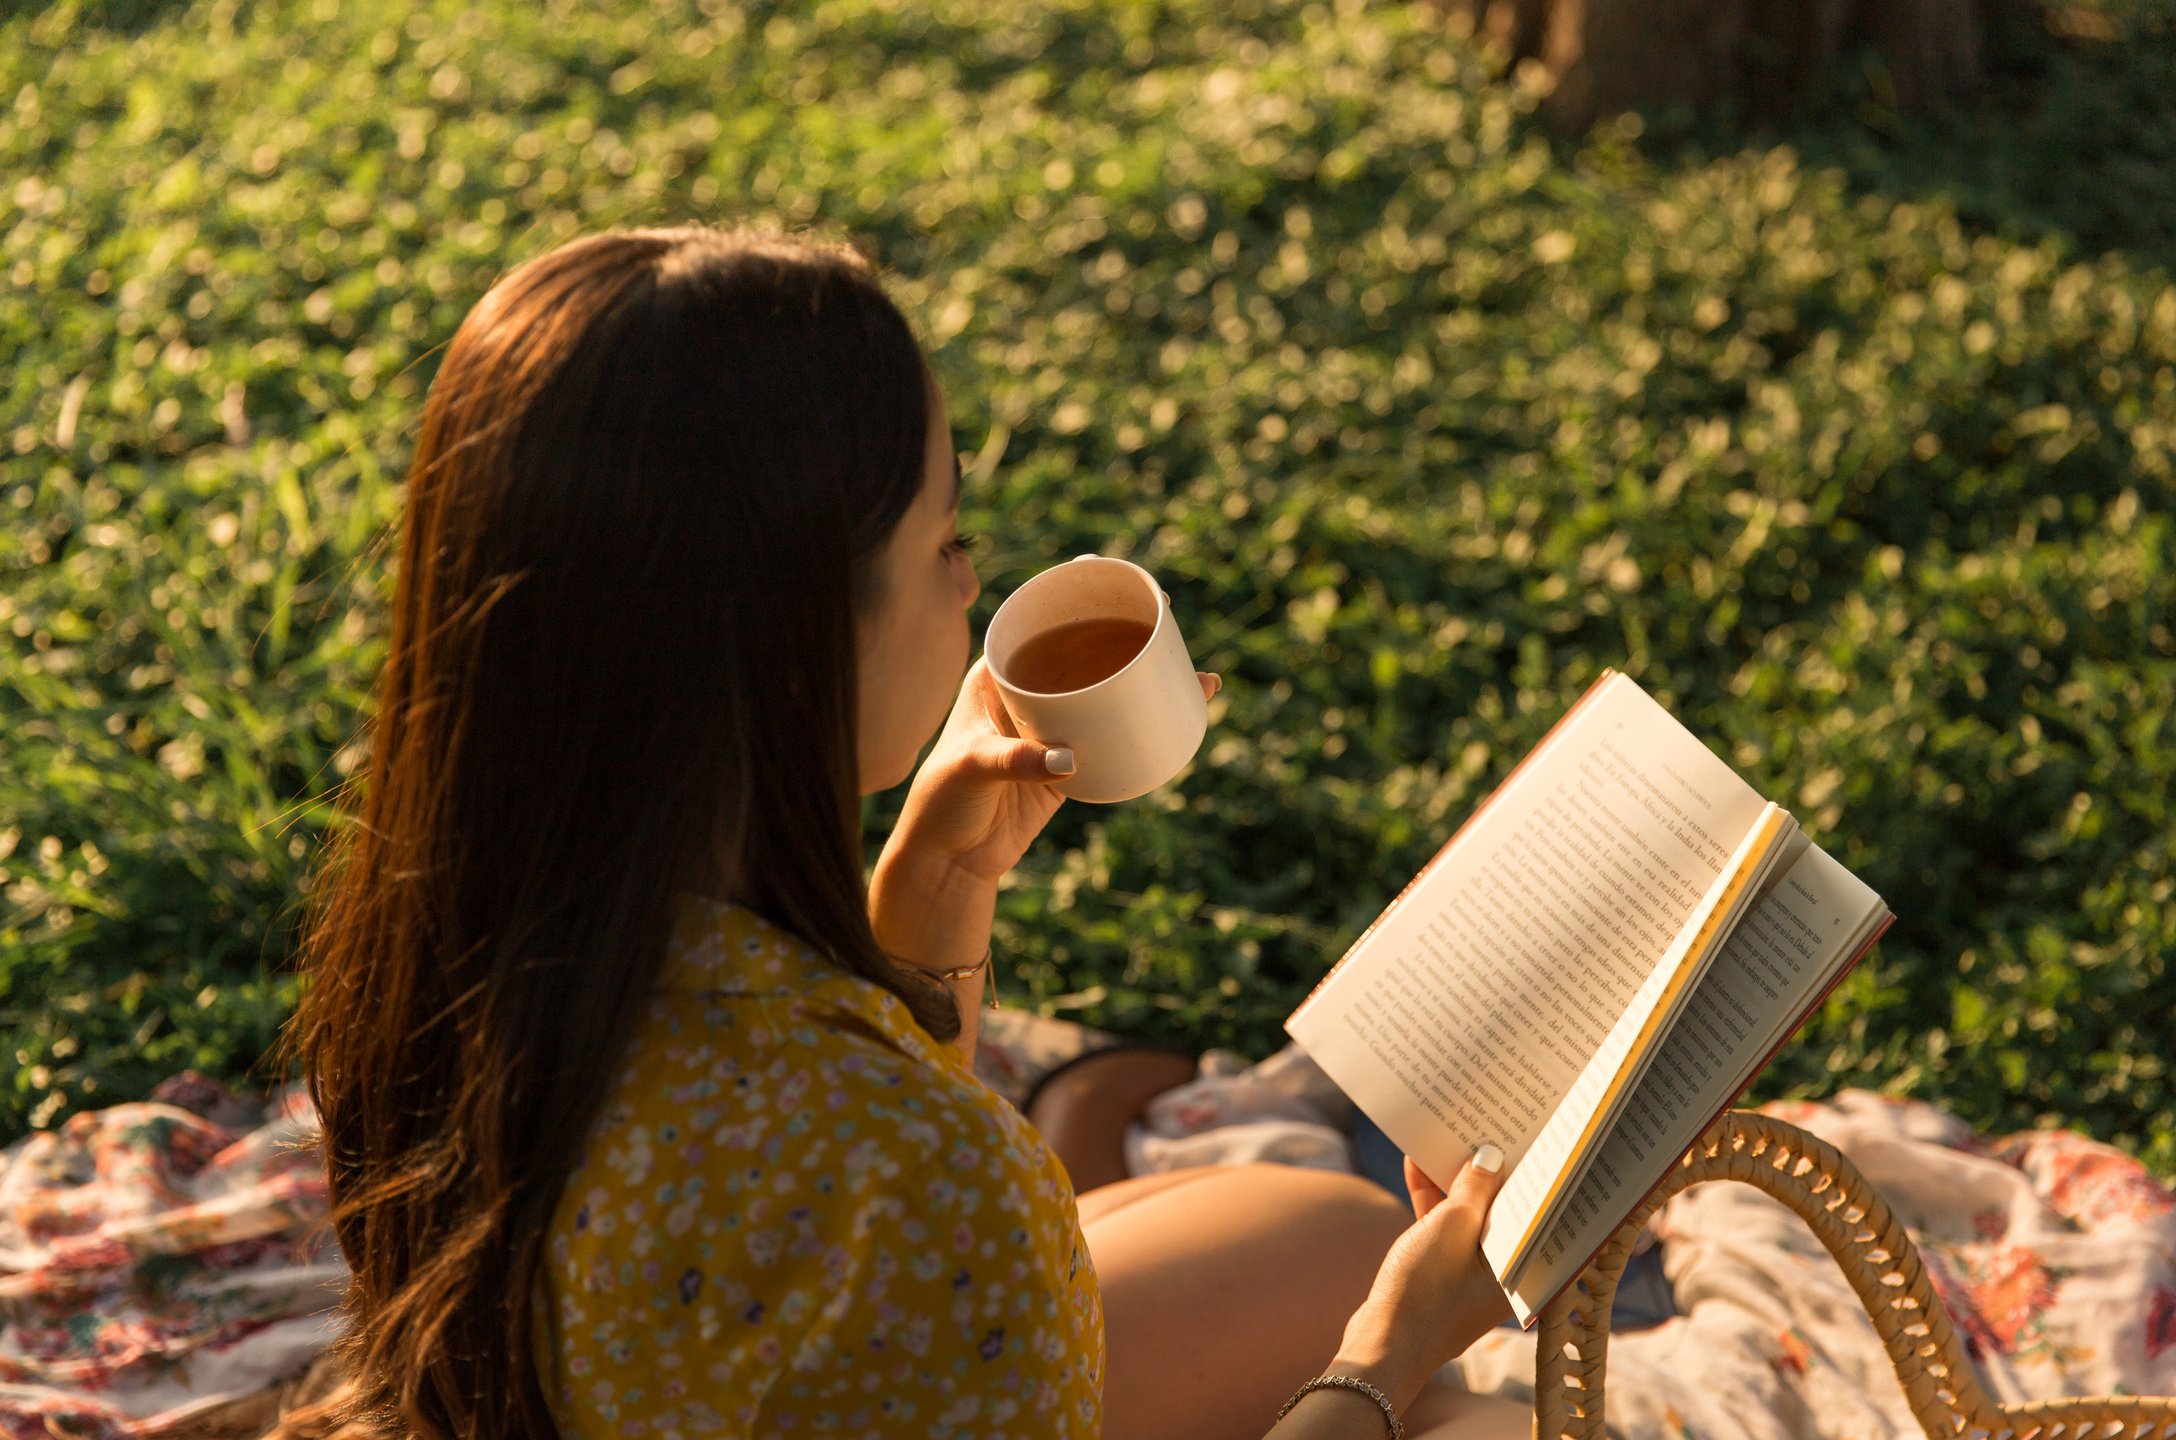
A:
[281,224,1523,1440]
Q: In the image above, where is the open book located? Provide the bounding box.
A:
[1285,670,1893,1327]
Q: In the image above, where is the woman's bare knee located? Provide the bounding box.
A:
[1074,1165,1226,1226]
[1237,1163,1411,1240]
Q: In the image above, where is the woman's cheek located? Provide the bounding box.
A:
[946,589,972,674]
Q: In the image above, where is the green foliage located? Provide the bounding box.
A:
[4,0,2172,1174]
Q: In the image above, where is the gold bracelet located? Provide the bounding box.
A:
[935,948,999,1008]
[1275,1375,1403,1440]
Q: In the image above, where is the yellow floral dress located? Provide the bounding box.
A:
[530,896,1104,1438]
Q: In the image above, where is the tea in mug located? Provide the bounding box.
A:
[1003,616,1156,694]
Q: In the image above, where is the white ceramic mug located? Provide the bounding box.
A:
[985,556,1210,804]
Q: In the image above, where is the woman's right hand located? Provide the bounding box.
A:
[1326,1145,1513,1406]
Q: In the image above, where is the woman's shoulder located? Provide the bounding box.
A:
[558,897,1071,1231]
[644,893,988,1090]
[583,989,1057,1197]
[534,909,1102,1438]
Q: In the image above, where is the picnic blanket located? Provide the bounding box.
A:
[1451,1092,2176,1436]
[0,1074,342,1439]
[3,1015,2171,1439]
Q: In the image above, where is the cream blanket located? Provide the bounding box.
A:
[1125,1052,2176,1438]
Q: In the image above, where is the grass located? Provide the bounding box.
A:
[3,0,2173,1174]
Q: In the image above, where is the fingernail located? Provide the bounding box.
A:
[1208,674,1223,696]
[1044,747,1076,776]
[1474,1143,1504,1174]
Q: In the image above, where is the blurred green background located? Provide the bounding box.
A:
[3,0,2172,1173]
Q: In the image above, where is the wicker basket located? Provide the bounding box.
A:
[1534,1111,2176,1440]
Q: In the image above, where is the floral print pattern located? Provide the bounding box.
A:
[0,1001,1112,1437]
[0,1074,343,1440]
[530,896,1103,1438]
[5,1032,2172,1440]
[1455,1088,2176,1440]
[1956,1243,2064,1356]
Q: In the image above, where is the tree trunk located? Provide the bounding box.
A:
[1430,0,2003,132]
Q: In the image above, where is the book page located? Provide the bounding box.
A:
[1500,843,1887,1325]
[1482,804,1798,1279]
[1286,672,1770,1191]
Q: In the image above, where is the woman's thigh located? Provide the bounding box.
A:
[1403,1377,1533,1440]
[1083,1162,1415,1440]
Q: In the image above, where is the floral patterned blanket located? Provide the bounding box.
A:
[2,1017,2170,1439]
[1121,1044,2176,1428]
[1453,1090,2176,1436]
[0,1074,343,1439]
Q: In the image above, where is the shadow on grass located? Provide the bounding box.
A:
[1623,1,2176,277]
[0,0,198,37]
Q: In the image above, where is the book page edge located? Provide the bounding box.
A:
[1504,906,1895,1329]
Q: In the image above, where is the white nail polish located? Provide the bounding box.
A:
[1474,1143,1504,1174]
[1044,747,1076,776]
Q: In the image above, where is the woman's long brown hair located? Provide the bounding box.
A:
[271,225,960,1440]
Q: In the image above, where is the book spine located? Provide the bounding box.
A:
[1287,669,1622,1030]
[1515,909,1896,1329]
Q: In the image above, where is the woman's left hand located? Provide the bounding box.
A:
[881,657,1220,884]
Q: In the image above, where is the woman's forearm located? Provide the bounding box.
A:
[867,849,997,1065]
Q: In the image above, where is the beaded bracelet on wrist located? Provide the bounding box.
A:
[935,947,999,1008]
[1275,1374,1404,1439]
